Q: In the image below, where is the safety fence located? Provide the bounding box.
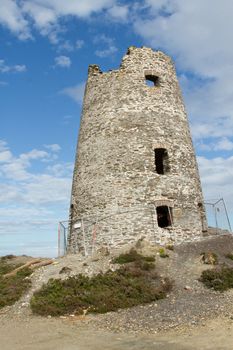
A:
[58,205,156,257]
[58,198,232,257]
[204,198,232,233]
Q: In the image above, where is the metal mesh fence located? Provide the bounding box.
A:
[58,221,69,257]
[58,199,232,257]
[204,198,232,233]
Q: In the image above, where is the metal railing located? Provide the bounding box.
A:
[58,199,232,257]
[204,198,232,233]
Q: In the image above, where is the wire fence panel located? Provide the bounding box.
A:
[58,221,69,257]
[58,199,232,257]
[205,198,232,233]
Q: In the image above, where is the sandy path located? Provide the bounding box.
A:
[1,315,233,350]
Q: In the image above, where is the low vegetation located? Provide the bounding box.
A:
[112,248,155,264]
[0,256,32,309]
[158,248,169,258]
[165,244,174,251]
[225,253,233,261]
[31,251,172,317]
[201,251,218,265]
[200,265,233,292]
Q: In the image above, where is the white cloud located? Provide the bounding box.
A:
[20,149,49,161]
[44,144,61,152]
[107,4,129,21]
[0,0,31,39]
[0,144,52,181]
[95,45,118,58]
[0,150,13,163]
[46,163,73,177]
[23,0,115,20]
[22,174,71,204]
[0,59,27,73]
[3,150,51,180]
[55,55,71,68]
[57,40,74,52]
[56,39,84,52]
[213,138,233,152]
[14,65,27,72]
[22,1,57,29]
[0,0,117,41]
[0,139,73,256]
[94,34,118,57]
[198,155,233,214]
[0,140,71,203]
[132,1,233,145]
[76,39,84,49]
[61,82,85,104]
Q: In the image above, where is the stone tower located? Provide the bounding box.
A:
[68,46,207,254]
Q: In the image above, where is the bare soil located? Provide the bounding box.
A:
[1,234,233,349]
[0,314,233,350]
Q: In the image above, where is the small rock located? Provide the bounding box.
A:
[21,302,29,307]
[184,285,192,291]
[59,266,72,274]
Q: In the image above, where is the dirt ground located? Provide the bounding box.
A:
[0,314,233,350]
[1,234,233,349]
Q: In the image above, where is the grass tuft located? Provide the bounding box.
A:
[201,251,218,265]
[199,266,233,292]
[165,244,174,251]
[158,248,169,258]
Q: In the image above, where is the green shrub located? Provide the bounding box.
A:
[199,266,233,292]
[30,262,172,317]
[158,248,169,258]
[201,252,218,265]
[0,267,32,308]
[112,249,155,264]
[0,258,23,277]
[0,262,14,276]
[136,261,155,271]
[0,258,32,309]
[0,255,15,261]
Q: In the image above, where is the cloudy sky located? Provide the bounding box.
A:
[1,0,233,257]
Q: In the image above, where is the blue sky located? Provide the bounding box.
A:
[0,0,233,257]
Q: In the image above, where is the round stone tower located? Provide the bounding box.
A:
[68,46,207,254]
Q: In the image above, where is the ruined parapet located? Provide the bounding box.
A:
[68,46,207,254]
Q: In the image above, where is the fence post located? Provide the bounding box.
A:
[222,198,232,232]
[58,222,61,257]
[81,219,88,256]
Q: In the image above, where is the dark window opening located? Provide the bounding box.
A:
[156,206,172,228]
[145,75,159,87]
[70,204,74,209]
[154,148,169,174]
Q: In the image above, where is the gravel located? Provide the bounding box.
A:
[2,234,233,335]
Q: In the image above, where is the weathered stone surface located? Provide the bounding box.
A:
[67,46,207,254]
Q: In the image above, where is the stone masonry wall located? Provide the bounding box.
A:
[67,46,207,254]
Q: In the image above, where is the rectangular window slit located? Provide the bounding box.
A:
[156,206,172,228]
[154,148,169,174]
